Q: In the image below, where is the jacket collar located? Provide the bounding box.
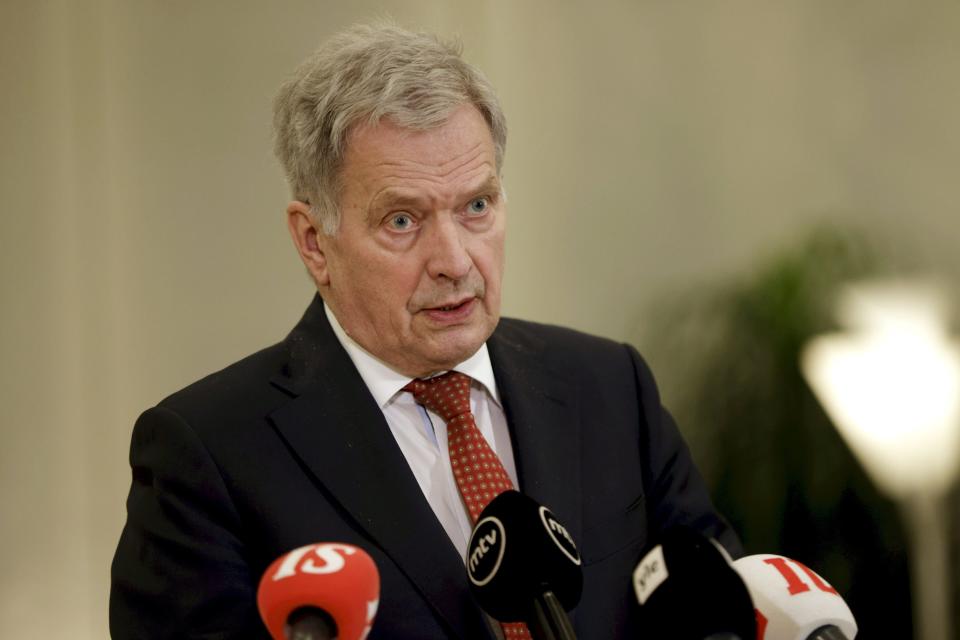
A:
[487,320,583,551]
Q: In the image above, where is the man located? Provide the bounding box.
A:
[110,22,739,639]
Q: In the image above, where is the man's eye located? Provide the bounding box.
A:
[467,197,489,215]
[388,213,414,230]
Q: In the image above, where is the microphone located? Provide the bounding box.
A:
[466,490,583,640]
[631,526,756,639]
[257,542,380,640]
[731,554,857,640]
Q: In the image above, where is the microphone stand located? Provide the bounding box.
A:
[528,590,577,640]
[285,606,337,640]
[806,625,850,640]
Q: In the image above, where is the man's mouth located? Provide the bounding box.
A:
[434,300,469,311]
[421,297,477,321]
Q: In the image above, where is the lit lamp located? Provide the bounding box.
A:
[801,280,960,640]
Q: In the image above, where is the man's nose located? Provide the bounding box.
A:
[425,215,472,281]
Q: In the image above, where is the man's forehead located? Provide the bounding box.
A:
[339,106,499,200]
[368,170,500,206]
[344,105,495,163]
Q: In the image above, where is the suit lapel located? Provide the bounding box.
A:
[267,296,493,639]
[487,321,584,550]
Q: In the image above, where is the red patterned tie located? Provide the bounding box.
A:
[405,371,532,639]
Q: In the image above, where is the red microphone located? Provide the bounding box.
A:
[257,542,380,640]
[731,554,857,640]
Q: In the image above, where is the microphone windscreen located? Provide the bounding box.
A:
[632,526,755,639]
[732,554,857,640]
[257,542,380,640]
[466,490,583,621]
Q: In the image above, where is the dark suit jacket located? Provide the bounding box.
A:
[110,295,739,639]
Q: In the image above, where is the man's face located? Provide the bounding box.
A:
[312,104,505,377]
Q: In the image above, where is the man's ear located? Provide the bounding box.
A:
[286,200,330,286]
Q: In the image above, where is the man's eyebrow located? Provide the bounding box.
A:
[365,189,426,225]
[366,173,503,220]
[475,174,503,197]
[370,189,425,209]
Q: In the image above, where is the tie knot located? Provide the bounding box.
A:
[404,371,473,422]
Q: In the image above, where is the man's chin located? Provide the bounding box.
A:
[425,344,482,372]
[412,333,491,375]
[392,314,496,373]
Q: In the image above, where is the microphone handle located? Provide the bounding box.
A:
[286,606,338,640]
[806,625,849,640]
[529,590,577,640]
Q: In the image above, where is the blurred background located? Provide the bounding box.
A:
[2,0,958,637]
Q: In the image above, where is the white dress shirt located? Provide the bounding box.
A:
[324,303,519,561]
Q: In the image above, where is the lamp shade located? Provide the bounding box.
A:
[801,280,960,498]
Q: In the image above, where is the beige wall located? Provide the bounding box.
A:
[2,0,958,636]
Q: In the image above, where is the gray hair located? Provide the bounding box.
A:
[272,21,508,235]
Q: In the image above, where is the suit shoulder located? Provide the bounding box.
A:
[496,316,630,358]
[153,341,289,423]
[491,317,666,431]
[493,317,666,402]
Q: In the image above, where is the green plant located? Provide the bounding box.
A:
[638,226,915,637]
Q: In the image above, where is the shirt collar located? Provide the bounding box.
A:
[324,301,502,409]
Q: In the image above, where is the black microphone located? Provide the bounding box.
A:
[632,526,755,640]
[466,490,582,640]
